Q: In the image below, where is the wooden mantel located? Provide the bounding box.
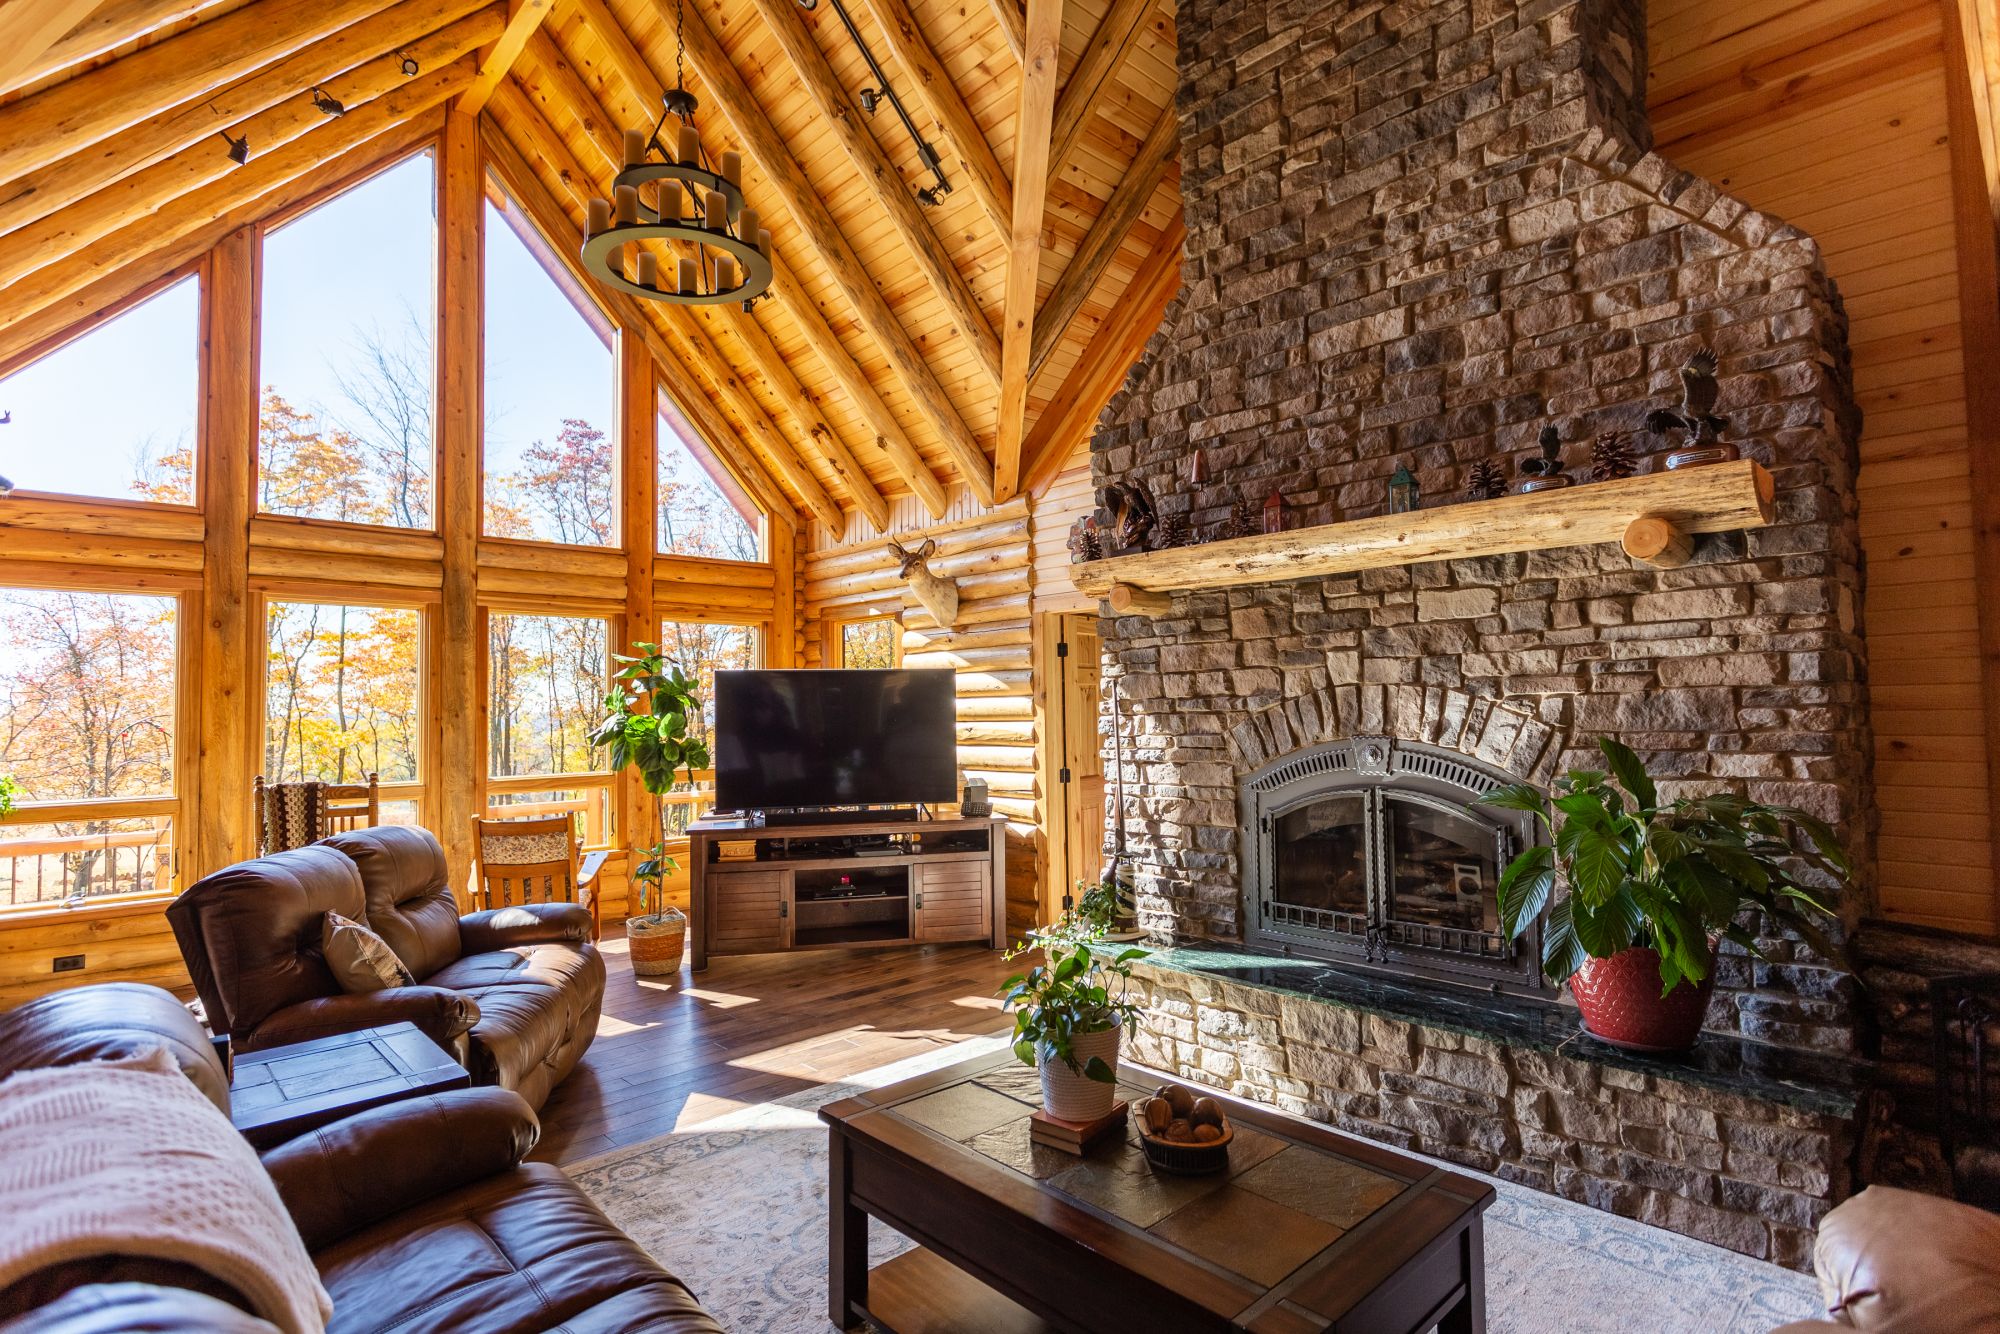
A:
[1072,460,1775,614]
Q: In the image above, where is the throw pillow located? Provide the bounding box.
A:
[321,911,413,993]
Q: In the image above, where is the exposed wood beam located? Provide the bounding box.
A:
[0,1,499,253]
[0,57,477,346]
[994,0,1062,502]
[1029,101,1175,380]
[505,40,883,529]
[435,107,483,899]
[854,0,1011,238]
[0,108,445,369]
[0,0,109,93]
[985,0,1024,64]
[458,0,552,114]
[615,333,658,862]
[1047,0,1152,186]
[746,0,1003,388]
[1020,209,1180,497]
[0,0,396,183]
[478,109,805,527]
[571,0,993,503]
[1942,0,2000,936]
[3,0,209,94]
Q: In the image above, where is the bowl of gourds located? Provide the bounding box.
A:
[1136,1081,1233,1175]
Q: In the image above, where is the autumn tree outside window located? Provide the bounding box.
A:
[264,601,423,825]
[487,613,613,846]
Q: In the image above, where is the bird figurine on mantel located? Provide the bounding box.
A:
[1517,425,1572,493]
[1645,347,1738,469]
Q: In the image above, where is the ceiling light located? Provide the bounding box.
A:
[857,87,881,115]
[220,130,249,166]
[310,87,345,116]
[399,51,420,76]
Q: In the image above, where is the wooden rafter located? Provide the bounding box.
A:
[2,0,210,94]
[509,32,887,529]
[854,0,1011,238]
[458,0,554,114]
[1047,0,1152,185]
[746,0,1002,388]
[569,0,993,504]
[984,0,1024,64]
[0,5,501,281]
[0,0,395,183]
[0,0,110,93]
[0,57,478,345]
[1021,208,1180,496]
[1029,101,1176,380]
[994,0,1062,502]
[480,119,796,524]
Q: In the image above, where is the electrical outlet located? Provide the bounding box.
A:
[52,955,84,973]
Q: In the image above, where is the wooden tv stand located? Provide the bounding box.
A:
[688,815,1006,970]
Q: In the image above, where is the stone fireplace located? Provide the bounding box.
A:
[1244,734,1548,996]
[1079,0,1877,1263]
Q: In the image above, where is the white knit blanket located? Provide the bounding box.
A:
[0,1047,331,1334]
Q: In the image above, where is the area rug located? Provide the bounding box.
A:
[567,1037,1827,1332]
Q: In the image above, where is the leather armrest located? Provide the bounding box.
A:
[578,850,609,889]
[242,987,479,1055]
[0,1284,278,1334]
[262,1087,539,1252]
[458,902,594,951]
[1814,1186,2000,1331]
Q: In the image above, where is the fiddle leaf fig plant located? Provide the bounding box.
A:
[1478,737,1851,995]
[1000,913,1147,1082]
[589,642,710,924]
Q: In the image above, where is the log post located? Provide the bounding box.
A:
[1105,583,1171,617]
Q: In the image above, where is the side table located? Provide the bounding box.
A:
[229,1021,469,1149]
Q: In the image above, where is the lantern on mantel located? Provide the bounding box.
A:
[1388,462,1419,514]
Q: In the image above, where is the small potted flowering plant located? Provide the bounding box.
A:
[1480,737,1851,1052]
[1000,912,1147,1121]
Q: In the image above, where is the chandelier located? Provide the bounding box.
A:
[580,0,773,308]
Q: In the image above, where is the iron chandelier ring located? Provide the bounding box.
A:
[580,222,774,306]
[613,161,744,220]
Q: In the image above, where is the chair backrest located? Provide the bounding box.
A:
[470,814,582,913]
[321,825,462,981]
[323,773,381,837]
[252,772,380,854]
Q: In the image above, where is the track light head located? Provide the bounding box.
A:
[220,130,250,166]
[857,87,881,115]
[399,51,420,76]
[915,184,944,207]
[310,87,345,116]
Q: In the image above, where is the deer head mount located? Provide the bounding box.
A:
[885,537,960,628]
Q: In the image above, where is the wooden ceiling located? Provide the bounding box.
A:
[0,0,1186,534]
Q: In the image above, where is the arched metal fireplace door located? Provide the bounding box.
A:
[1241,736,1552,997]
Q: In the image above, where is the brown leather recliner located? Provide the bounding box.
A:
[166,825,603,1110]
[1770,1185,2000,1333]
[0,983,723,1334]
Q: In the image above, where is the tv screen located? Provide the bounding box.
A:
[713,669,959,811]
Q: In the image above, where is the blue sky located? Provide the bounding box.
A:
[0,149,741,537]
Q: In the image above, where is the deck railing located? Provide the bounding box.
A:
[0,797,177,909]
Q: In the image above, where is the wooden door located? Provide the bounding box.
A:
[1038,612,1105,924]
[913,861,992,942]
[707,869,790,955]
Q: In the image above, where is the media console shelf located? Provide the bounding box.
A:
[688,815,1007,970]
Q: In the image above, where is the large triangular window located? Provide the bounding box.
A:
[658,389,762,561]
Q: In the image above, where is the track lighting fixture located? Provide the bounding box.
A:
[310,87,345,116]
[795,0,818,9]
[915,182,949,207]
[220,130,250,166]
[399,51,420,76]
[857,87,881,115]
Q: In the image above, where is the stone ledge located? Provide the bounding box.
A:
[1129,943,1873,1267]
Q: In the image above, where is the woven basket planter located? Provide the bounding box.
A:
[1038,1027,1123,1122]
[627,908,687,977]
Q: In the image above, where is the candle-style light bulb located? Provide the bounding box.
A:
[703,189,725,230]
[737,208,759,245]
[677,256,698,294]
[636,250,659,289]
[714,255,736,291]
[622,129,646,168]
[677,123,699,165]
[720,150,742,187]
[587,198,611,236]
[614,185,638,224]
[757,227,773,255]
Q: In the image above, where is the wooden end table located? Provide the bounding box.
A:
[820,1050,1492,1333]
[229,1021,469,1149]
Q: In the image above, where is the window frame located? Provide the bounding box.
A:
[654,380,767,562]
[481,608,616,849]
[831,613,904,669]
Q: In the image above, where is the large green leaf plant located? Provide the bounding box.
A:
[1000,912,1147,1082]
[589,643,710,925]
[1479,737,1851,995]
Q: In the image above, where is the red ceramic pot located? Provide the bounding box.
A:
[1568,946,1716,1052]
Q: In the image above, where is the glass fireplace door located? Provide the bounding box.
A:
[1271,794,1369,923]
[1381,792,1504,940]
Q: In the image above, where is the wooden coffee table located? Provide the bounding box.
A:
[229,1021,469,1149]
[821,1050,1492,1333]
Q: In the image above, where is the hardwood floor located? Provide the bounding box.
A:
[534,937,1019,1165]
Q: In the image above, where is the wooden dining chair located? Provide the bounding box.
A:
[254,773,380,854]
[324,774,381,836]
[469,813,606,942]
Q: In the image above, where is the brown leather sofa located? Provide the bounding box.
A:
[166,825,603,1109]
[0,982,723,1334]
[1771,1185,2000,1333]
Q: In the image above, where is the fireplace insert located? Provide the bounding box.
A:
[1240,736,1551,996]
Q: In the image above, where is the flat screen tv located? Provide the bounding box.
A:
[713,669,958,812]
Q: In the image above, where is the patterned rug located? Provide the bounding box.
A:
[566,1037,1826,1332]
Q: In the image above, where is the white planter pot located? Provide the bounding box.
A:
[1038,1026,1122,1122]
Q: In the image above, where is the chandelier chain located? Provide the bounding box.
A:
[674,0,686,102]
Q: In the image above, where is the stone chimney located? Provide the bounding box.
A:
[1090,0,1872,1053]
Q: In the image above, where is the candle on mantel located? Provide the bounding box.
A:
[614,185,638,224]
[676,256,699,294]
[677,123,699,165]
[737,208,759,249]
[636,250,658,289]
[622,129,646,168]
[586,198,611,236]
[720,150,742,186]
[714,255,736,291]
[703,189,725,230]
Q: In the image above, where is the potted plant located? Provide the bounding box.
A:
[1075,874,1143,942]
[590,643,710,978]
[1479,737,1851,1052]
[1000,916,1147,1121]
